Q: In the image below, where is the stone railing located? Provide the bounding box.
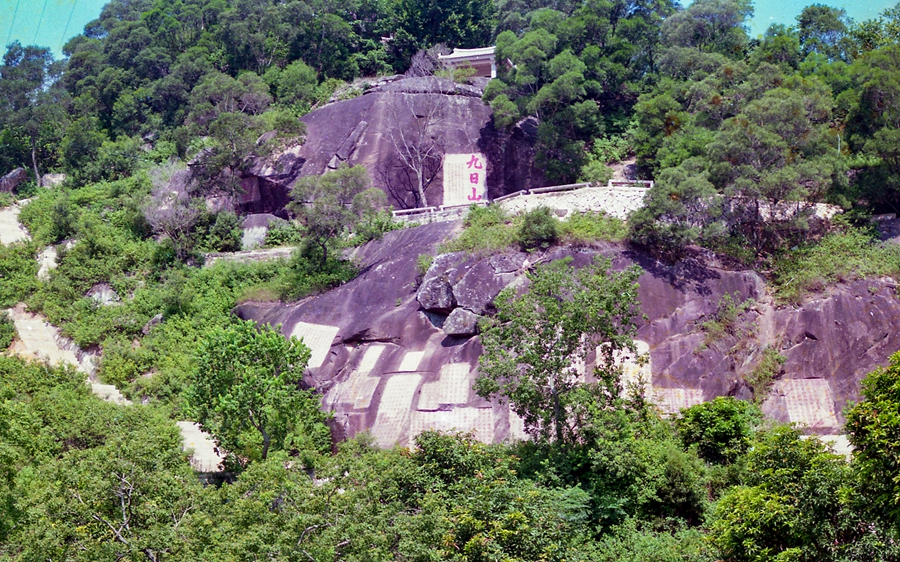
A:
[204,247,295,266]
[392,202,490,224]
[391,179,652,224]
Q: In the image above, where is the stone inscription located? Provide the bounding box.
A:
[443,153,487,206]
[654,388,704,415]
[410,408,494,443]
[371,374,422,447]
[397,350,425,372]
[290,322,339,369]
[778,379,839,429]
[419,363,471,410]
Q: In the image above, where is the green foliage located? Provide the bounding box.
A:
[771,229,900,303]
[445,205,627,256]
[677,397,761,464]
[0,311,16,350]
[699,293,753,348]
[517,206,559,251]
[186,319,331,467]
[0,242,38,308]
[195,210,242,253]
[440,204,517,255]
[288,164,386,265]
[477,256,642,444]
[846,352,900,525]
[709,425,898,562]
[416,253,434,276]
[745,347,786,402]
[263,220,306,248]
[558,211,627,245]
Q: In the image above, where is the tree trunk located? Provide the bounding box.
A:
[319,240,328,267]
[416,167,428,207]
[30,135,40,188]
[552,385,563,443]
[261,428,271,460]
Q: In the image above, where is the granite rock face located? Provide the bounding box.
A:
[284,77,547,209]
[0,168,27,193]
[161,77,548,215]
[236,222,900,446]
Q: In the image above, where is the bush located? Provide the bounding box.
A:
[744,347,785,402]
[440,204,516,255]
[0,242,39,308]
[264,220,306,247]
[699,293,753,349]
[516,206,559,251]
[0,311,16,350]
[677,397,761,464]
[558,211,627,244]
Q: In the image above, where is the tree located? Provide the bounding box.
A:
[143,162,201,262]
[660,0,752,57]
[0,41,68,186]
[846,352,900,525]
[185,319,330,466]
[287,164,386,265]
[676,396,760,464]
[709,425,899,561]
[388,84,448,208]
[797,4,851,61]
[706,76,841,255]
[395,0,494,52]
[475,256,642,444]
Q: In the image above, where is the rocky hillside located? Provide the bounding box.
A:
[236,222,900,446]
[235,77,547,214]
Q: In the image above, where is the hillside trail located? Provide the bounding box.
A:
[1,205,223,472]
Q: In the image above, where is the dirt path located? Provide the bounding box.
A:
[0,205,30,245]
[4,207,223,471]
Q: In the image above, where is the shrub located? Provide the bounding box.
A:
[440,204,516,255]
[744,347,785,402]
[264,220,306,247]
[0,242,39,308]
[516,206,559,251]
[0,311,16,350]
[677,397,761,464]
[416,253,434,276]
[558,211,627,244]
[772,229,900,303]
[699,293,753,349]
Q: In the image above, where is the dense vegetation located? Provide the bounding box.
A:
[2,348,900,559]
[3,0,900,559]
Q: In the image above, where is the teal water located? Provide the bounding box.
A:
[1,0,898,59]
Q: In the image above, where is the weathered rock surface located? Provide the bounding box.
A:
[283,77,547,209]
[236,223,900,446]
[241,213,284,250]
[0,168,27,193]
[87,283,120,305]
[162,77,547,215]
[40,173,66,188]
[444,308,481,336]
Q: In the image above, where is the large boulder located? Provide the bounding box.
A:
[444,308,481,336]
[289,77,547,209]
[40,173,66,188]
[0,168,28,193]
[236,224,900,446]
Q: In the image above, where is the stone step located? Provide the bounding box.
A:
[176,421,224,472]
